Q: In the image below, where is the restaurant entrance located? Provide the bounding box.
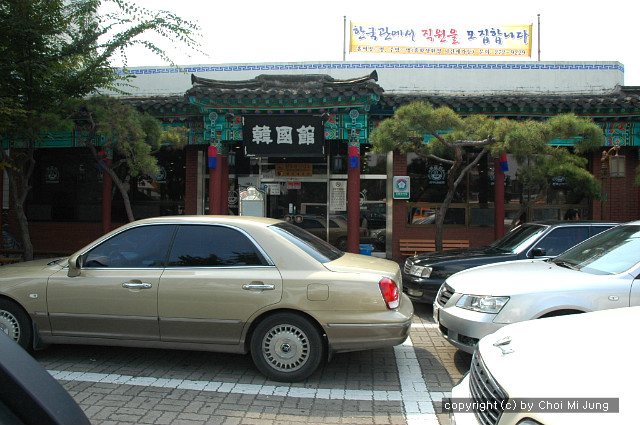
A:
[248,153,351,249]
[233,149,388,254]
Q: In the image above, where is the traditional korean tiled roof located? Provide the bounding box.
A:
[121,81,640,120]
[187,71,384,100]
[121,96,198,113]
[376,86,640,119]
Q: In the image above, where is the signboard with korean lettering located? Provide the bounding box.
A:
[275,163,313,177]
[243,115,325,157]
[330,180,347,211]
[393,176,410,199]
[350,21,532,58]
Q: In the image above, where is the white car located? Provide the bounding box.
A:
[449,307,639,425]
[434,220,639,354]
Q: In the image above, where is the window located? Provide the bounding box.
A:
[167,225,267,267]
[117,147,187,220]
[556,225,640,275]
[491,223,546,253]
[270,222,343,263]
[406,204,467,225]
[29,147,186,222]
[30,148,103,222]
[296,218,324,230]
[361,148,387,175]
[532,227,589,257]
[83,225,175,268]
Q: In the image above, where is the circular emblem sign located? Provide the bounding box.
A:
[428,165,446,185]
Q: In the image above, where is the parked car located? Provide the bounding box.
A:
[285,214,371,251]
[0,331,91,425]
[450,307,639,425]
[403,220,617,304]
[360,202,387,230]
[434,220,640,354]
[0,216,412,382]
[370,228,386,251]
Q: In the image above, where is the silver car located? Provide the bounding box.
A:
[434,220,640,354]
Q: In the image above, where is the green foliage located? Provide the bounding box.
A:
[372,101,602,172]
[97,0,203,75]
[0,0,200,244]
[516,147,600,199]
[0,0,202,141]
[77,96,187,177]
[370,101,605,233]
[371,102,464,155]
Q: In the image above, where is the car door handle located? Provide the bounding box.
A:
[242,283,275,291]
[122,282,152,289]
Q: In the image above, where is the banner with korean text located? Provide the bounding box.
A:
[350,22,532,58]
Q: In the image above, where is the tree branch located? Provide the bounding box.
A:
[453,148,489,188]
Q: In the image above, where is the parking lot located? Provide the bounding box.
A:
[35,303,471,425]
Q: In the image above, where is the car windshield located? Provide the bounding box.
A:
[269,222,344,263]
[490,223,547,253]
[553,224,640,275]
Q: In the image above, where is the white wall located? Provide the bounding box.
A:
[106,60,624,97]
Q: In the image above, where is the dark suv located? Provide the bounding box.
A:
[402,220,618,304]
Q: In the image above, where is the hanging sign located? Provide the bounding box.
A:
[243,115,325,157]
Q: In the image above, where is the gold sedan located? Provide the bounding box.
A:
[0,216,412,382]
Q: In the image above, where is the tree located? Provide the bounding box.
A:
[370,101,603,250]
[69,96,187,222]
[0,0,200,260]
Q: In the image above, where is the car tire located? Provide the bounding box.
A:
[0,299,32,350]
[250,313,324,382]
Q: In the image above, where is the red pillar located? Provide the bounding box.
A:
[494,157,505,240]
[101,158,112,234]
[209,165,223,215]
[347,157,361,253]
[221,156,229,215]
[208,146,223,215]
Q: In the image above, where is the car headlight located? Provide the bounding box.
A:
[456,295,509,314]
[409,264,433,278]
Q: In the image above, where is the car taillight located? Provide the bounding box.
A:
[379,278,399,309]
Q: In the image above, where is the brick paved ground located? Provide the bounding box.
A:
[35,302,471,425]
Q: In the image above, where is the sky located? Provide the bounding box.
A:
[102,0,640,86]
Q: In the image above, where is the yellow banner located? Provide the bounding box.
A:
[350,22,532,58]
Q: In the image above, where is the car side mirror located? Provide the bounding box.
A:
[529,247,546,257]
[67,254,82,277]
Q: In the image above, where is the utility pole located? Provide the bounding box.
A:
[537,14,541,61]
[343,16,347,61]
